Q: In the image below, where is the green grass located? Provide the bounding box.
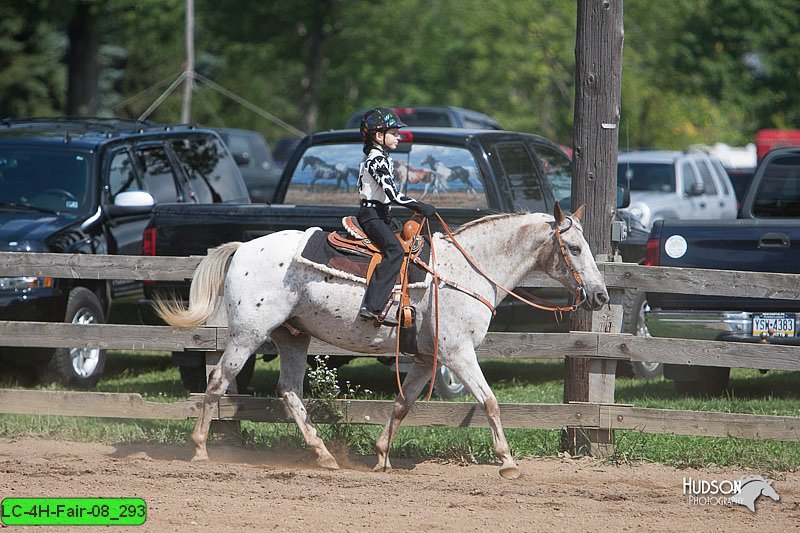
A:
[2,352,800,471]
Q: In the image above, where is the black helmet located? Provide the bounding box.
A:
[360,107,407,142]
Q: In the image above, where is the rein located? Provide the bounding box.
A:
[393,212,589,402]
[432,213,588,313]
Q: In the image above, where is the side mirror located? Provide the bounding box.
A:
[233,152,251,166]
[106,190,155,216]
[690,182,705,196]
[617,181,630,208]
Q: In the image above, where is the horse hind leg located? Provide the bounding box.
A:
[271,327,339,470]
[374,360,433,473]
[191,340,259,461]
[445,351,520,479]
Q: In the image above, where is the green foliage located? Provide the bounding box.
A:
[1,1,798,147]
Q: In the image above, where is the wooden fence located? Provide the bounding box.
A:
[1,251,799,450]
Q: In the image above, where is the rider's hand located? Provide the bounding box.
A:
[416,202,437,217]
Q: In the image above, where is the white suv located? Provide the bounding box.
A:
[617,150,738,231]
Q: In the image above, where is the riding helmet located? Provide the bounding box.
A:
[360,107,407,142]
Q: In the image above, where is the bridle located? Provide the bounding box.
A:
[552,216,589,311]
[429,213,589,314]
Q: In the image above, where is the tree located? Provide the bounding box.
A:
[66,1,100,116]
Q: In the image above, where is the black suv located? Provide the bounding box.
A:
[0,117,249,387]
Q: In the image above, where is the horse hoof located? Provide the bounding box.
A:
[499,464,521,480]
[373,463,392,473]
[318,456,340,471]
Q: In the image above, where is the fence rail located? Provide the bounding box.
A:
[1,251,799,447]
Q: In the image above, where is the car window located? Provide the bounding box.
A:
[0,146,91,214]
[681,162,699,195]
[495,142,545,211]
[751,154,800,217]
[169,136,246,203]
[134,145,180,204]
[223,133,254,168]
[694,159,718,195]
[617,162,675,193]
[398,111,453,127]
[400,144,486,209]
[284,143,487,209]
[284,144,361,205]
[108,150,141,199]
[710,158,733,196]
[533,144,573,204]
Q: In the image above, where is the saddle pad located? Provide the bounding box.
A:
[296,229,430,286]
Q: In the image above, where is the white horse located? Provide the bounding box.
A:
[155,204,608,479]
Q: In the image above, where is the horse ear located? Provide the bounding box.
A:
[573,204,586,221]
[554,202,565,225]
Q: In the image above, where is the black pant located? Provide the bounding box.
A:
[357,205,404,312]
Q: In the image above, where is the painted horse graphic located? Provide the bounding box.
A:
[420,154,479,194]
[302,155,357,192]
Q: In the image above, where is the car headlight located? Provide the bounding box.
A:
[625,204,651,228]
[0,276,53,292]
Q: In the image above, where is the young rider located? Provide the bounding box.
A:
[357,107,437,326]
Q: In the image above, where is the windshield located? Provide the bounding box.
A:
[0,146,93,215]
[617,162,676,193]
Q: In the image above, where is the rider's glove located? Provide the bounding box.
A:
[414,202,437,217]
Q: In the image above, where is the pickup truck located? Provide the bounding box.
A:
[645,146,800,395]
[0,117,249,387]
[140,127,637,393]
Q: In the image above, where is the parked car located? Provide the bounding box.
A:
[645,147,800,395]
[214,128,281,203]
[344,105,502,130]
[0,117,249,387]
[617,150,738,233]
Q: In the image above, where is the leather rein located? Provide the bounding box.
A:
[395,213,589,401]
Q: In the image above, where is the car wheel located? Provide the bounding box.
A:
[43,287,106,388]
[178,354,256,394]
[620,290,663,379]
[433,365,469,399]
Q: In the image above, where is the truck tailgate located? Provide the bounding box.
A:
[647,219,800,311]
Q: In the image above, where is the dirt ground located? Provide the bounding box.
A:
[0,437,798,532]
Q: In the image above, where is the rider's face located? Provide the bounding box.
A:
[376,128,400,150]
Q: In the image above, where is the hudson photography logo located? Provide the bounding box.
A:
[683,475,780,512]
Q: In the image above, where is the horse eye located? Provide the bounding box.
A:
[569,245,581,255]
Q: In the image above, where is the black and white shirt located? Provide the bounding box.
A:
[358,147,419,207]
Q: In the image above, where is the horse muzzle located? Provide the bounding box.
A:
[579,285,609,311]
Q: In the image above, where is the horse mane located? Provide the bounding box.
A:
[451,211,544,235]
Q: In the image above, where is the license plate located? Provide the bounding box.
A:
[752,313,796,337]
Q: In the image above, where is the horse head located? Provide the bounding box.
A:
[420,154,437,169]
[548,203,609,311]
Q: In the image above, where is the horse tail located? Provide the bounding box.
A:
[153,242,242,329]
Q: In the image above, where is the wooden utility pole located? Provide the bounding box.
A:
[180,0,195,124]
[563,0,624,454]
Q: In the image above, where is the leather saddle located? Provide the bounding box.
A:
[327,215,426,329]
[327,216,423,262]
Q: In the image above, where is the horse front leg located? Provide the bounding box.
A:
[191,344,254,461]
[374,360,432,472]
[445,351,520,479]
[272,329,339,470]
